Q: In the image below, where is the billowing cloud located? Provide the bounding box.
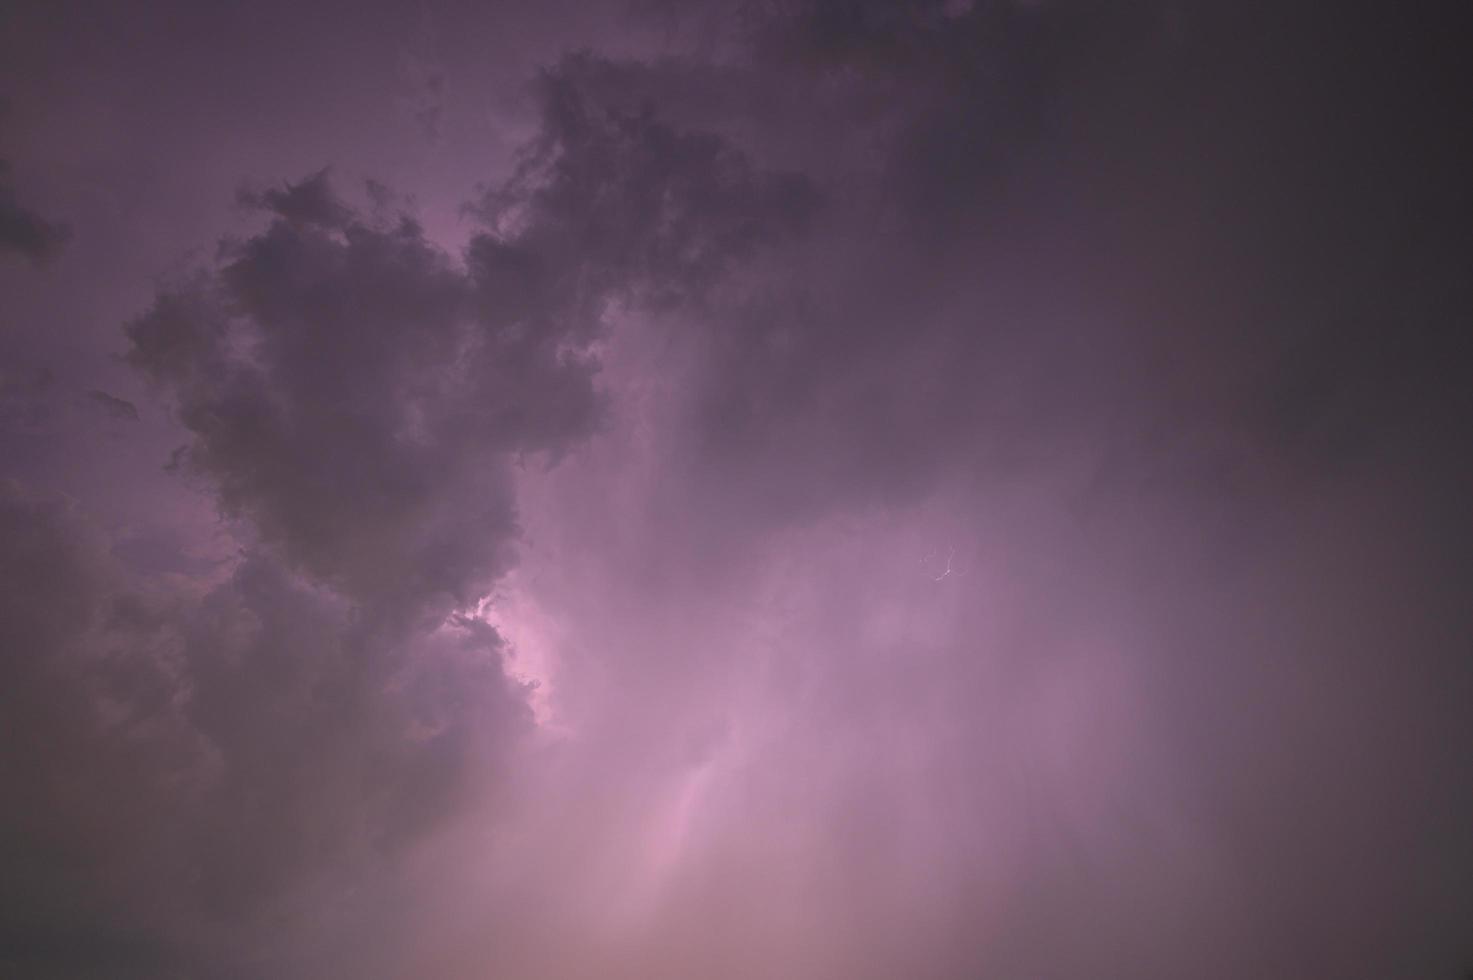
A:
[2,1,1472,978]
[126,66,814,616]
[0,480,533,977]
[3,47,820,976]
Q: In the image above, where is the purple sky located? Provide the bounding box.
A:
[3,2,1472,977]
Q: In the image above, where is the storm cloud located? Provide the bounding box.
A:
[2,1,1472,978]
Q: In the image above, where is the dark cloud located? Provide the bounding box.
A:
[127,74,812,615]
[2,48,822,976]
[85,389,139,422]
[1,161,68,264]
[615,0,1473,530]
[474,51,819,312]
[0,480,531,977]
[444,8,1473,977]
[129,180,554,615]
[0,483,202,976]
[235,168,356,231]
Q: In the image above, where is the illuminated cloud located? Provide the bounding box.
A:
[1,2,1471,978]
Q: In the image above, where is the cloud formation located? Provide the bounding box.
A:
[127,67,815,615]
[2,2,1472,978]
[0,481,531,978]
[4,47,821,977]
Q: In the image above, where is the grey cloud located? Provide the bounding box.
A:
[6,3,1473,977]
[127,67,815,615]
[0,481,530,978]
[0,483,205,976]
[235,168,355,230]
[0,56,822,976]
[474,51,819,314]
[177,553,528,917]
[629,0,1473,529]
[85,389,139,422]
[1,161,69,264]
[436,9,1473,976]
[128,183,543,615]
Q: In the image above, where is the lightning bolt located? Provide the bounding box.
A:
[932,546,954,582]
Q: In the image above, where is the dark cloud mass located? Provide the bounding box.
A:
[0,481,531,977]
[2,1,1472,977]
[125,71,811,614]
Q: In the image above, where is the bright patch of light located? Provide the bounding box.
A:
[465,571,563,730]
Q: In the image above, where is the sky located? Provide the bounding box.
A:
[2,2,1471,977]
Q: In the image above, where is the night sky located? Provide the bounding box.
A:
[2,2,1472,978]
